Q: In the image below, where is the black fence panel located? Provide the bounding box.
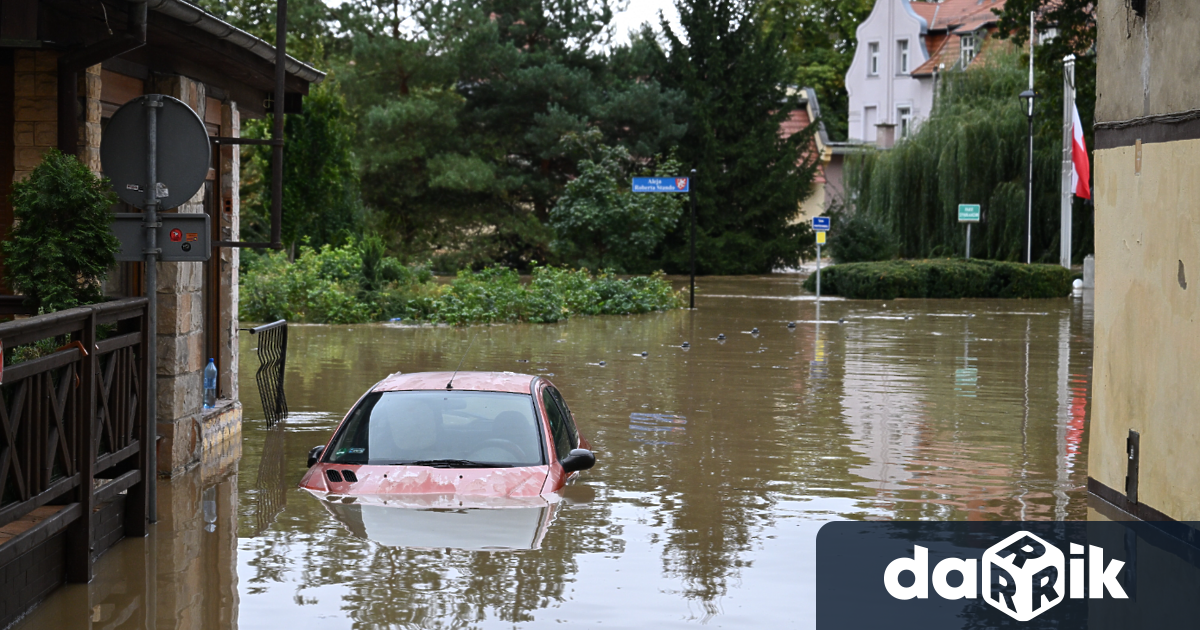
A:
[242,320,288,426]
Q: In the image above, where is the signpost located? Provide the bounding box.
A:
[812,216,830,301]
[958,204,981,259]
[633,174,695,308]
[101,94,212,522]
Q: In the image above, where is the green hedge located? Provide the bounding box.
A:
[802,259,1074,300]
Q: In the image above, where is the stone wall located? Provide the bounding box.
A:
[12,50,57,182]
[153,75,210,476]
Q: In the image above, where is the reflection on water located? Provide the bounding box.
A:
[15,275,1094,629]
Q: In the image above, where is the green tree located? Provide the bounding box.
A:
[996,0,1097,262]
[549,140,685,273]
[4,149,120,312]
[846,51,1065,262]
[242,80,364,252]
[657,0,819,274]
[341,0,687,269]
[760,0,873,141]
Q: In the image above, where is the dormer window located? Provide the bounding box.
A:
[960,34,978,67]
[897,40,909,74]
[869,42,880,76]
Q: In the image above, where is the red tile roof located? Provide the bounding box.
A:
[911,0,1005,32]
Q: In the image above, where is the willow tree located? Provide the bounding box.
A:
[846,51,1066,262]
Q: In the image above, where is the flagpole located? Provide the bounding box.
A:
[1060,54,1076,269]
[1026,11,1035,264]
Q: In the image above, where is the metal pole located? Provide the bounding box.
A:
[689,168,696,310]
[816,242,822,301]
[1060,55,1076,269]
[143,95,161,523]
[270,0,287,249]
[1026,11,1035,265]
[1026,112,1034,264]
[966,223,971,259]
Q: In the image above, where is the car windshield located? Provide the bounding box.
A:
[326,391,544,467]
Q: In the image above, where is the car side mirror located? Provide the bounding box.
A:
[307,445,326,468]
[560,448,595,473]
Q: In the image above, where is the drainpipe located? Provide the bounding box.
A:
[57,0,149,156]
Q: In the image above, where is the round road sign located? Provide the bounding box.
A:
[100,95,211,210]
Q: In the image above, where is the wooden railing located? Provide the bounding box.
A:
[0,298,150,583]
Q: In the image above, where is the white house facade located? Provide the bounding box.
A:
[846,0,1008,148]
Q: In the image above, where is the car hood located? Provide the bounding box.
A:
[300,463,551,498]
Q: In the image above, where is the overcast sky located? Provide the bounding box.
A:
[609,0,680,46]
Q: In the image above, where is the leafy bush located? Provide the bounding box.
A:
[828,210,899,263]
[549,144,685,273]
[3,149,120,312]
[240,240,683,325]
[407,266,683,325]
[802,259,1074,300]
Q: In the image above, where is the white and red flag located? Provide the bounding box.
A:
[1070,104,1091,200]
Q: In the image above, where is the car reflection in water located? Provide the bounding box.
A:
[317,494,559,551]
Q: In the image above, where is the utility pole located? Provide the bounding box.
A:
[689,169,697,309]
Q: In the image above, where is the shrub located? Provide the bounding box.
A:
[4,149,120,312]
[828,211,899,263]
[802,259,1074,299]
[239,240,684,325]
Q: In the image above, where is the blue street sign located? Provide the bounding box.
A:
[632,177,690,193]
[812,216,830,232]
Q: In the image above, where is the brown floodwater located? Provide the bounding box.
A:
[15,275,1094,629]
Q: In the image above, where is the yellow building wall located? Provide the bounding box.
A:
[1089,138,1200,519]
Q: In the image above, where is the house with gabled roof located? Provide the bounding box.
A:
[845,0,1007,148]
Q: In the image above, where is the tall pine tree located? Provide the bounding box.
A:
[658,0,818,274]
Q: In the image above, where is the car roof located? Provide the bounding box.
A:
[372,371,537,394]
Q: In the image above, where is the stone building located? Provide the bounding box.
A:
[1088,0,1200,521]
[0,0,324,476]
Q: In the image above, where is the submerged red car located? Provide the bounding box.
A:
[299,371,595,501]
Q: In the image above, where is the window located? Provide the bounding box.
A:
[542,389,574,460]
[868,42,880,76]
[897,107,912,138]
[326,391,545,466]
[960,34,977,66]
[897,40,909,74]
[546,387,579,450]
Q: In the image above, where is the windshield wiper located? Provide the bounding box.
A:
[405,459,492,468]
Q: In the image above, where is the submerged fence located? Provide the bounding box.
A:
[242,320,288,426]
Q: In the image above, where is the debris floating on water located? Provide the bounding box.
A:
[681,341,690,348]
[598,361,606,366]
[751,327,759,334]
[717,333,726,340]
[787,322,796,329]
[641,351,648,356]
[838,318,846,324]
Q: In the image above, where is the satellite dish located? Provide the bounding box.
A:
[100,94,211,210]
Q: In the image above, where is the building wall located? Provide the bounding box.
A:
[846,0,933,144]
[12,50,57,182]
[1088,0,1200,520]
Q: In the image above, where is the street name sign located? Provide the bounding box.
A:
[812,216,830,231]
[958,204,981,223]
[632,177,689,193]
[112,213,210,262]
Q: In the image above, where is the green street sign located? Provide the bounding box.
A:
[958,204,981,223]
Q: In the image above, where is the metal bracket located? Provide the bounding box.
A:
[142,248,161,255]
[143,221,162,228]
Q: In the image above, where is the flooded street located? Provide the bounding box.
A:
[16,275,1094,629]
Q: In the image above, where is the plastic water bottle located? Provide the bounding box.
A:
[203,358,218,408]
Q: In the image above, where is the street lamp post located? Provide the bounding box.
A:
[1019,89,1037,264]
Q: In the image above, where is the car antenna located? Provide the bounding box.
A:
[446,330,480,390]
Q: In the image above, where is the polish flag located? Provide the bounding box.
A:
[1070,104,1091,200]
